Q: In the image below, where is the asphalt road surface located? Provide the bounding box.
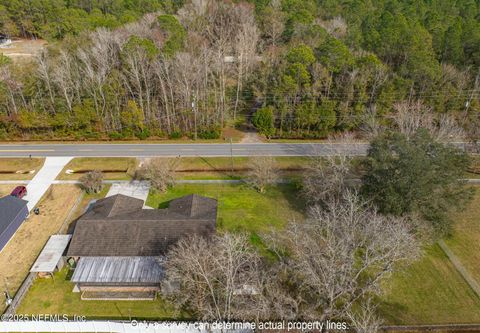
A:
[0,143,370,157]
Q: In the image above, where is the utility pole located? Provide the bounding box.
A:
[192,92,197,141]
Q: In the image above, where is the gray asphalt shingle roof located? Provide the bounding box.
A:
[0,195,28,231]
[67,194,217,257]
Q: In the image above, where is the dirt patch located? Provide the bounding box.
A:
[239,130,264,143]
[0,185,81,313]
[0,38,47,60]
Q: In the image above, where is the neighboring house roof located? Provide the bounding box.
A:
[0,195,28,253]
[0,195,28,231]
[30,235,71,273]
[67,194,217,257]
[71,256,165,284]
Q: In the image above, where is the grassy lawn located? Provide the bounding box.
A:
[444,187,480,281]
[57,157,137,180]
[380,188,480,325]
[146,183,304,234]
[379,244,480,325]
[0,185,81,313]
[0,158,45,180]
[17,268,181,320]
[174,156,310,179]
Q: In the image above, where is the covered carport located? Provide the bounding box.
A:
[30,234,71,277]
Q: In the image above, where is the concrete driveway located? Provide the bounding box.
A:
[24,157,72,211]
[106,181,151,206]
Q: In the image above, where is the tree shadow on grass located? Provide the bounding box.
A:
[275,182,306,216]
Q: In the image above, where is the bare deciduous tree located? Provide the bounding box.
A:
[247,156,278,193]
[79,170,104,194]
[346,297,383,333]
[265,191,419,321]
[318,16,348,39]
[360,106,384,140]
[165,233,265,321]
[137,158,177,192]
[304,134,356,205]
[258,0,285,47]
[391,100,465,142]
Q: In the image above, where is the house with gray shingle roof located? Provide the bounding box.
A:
[0,195,28,253]
[67,193,217,300]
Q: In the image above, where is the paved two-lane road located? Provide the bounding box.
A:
[0,143,370,157]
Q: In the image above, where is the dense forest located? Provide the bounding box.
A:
[0,0,479,140]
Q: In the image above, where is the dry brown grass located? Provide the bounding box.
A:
[0,158,45,180]
[0,185,81,313]
[57,157,137,180]
[0,184,20,196]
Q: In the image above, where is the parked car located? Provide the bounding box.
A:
[10,186,27,199]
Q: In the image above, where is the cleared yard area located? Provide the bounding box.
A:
[0,158,45,180]
[0,185,81,313]
[379,244,480,324]
[57,157,137,180]
[17,268,180,320]
[146,183,304,234]
[0,39,46,60]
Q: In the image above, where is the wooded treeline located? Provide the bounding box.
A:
[0,0,479,140]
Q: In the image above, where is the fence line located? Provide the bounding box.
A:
[438,240,480,298]
[3,272,35,316]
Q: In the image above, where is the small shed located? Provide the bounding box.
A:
[0,195,28,253]
[30,235,72,276]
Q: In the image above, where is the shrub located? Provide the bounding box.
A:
[137,158,178,192]
[252,106,275,138]
[198,127,221,139]
[79,170,104,194]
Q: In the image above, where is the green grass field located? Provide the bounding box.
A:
[146,183,305,234]
[444,187,480,281]
[379,244,480,324]
[379,187,480,325]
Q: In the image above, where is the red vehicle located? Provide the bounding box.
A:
[10,186,27,199]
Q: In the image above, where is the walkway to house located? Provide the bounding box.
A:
[24,157,72,211]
